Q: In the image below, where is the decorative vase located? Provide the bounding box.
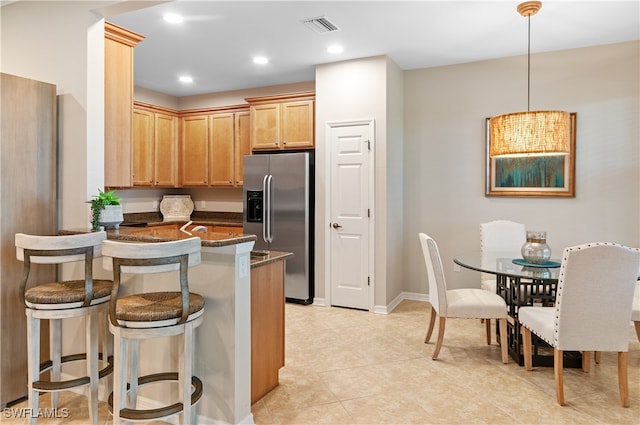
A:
[99,205,124,230]
[521,231,551,264]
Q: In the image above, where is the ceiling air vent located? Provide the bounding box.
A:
[301,16,340,34]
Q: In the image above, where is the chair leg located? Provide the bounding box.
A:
[100,307,113,399]
[485,319,491,345]
[86,308,99,425]
[432,317,446,360]
[522,327,533,371]
[618,352,629,407]
[128,340,139,410]
[594,351,601,364]
[634,322,640,343]
[554,348,565,406]
[180,323,195,424]
[498,318,508,364]
[51,318,61,409]
[424,306,436,343]
[582,351,591,373]
[112,328,127,425]
[26,311,39,425]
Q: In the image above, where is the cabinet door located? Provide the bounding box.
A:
[235,111,251,186]
[104,35,134,187]
[209,113,234,186]
[181,116,209,186]
[281,100,314,149]
[155,113,178,186]
[132,108,154,186]
[251,104,280,150]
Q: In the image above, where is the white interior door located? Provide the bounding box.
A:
[329,120,373,310]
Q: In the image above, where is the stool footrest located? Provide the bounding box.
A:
[33,352,113,392]
[107,372,203,421]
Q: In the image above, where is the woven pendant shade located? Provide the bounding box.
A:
[489,2,571,158]
[489,110,570,157]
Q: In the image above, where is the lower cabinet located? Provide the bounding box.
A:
[251,258,286,404]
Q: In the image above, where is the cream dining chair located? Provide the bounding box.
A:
[479,220,527,293]
[419,233,509,363]
[479,220,526,343]
[518,242,639,407]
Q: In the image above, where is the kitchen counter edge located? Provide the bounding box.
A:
[59,228,256,248]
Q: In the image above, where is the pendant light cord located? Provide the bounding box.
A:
[527,14,531,112]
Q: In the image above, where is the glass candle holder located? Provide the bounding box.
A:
[521,230,551,264]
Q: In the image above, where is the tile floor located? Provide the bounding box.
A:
[3,300,639,424]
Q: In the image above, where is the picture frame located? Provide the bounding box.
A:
[485,112,576,197]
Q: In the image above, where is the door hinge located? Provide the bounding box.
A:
[366,140,371,151]
[368,276,370,286]
[367,209,370,218]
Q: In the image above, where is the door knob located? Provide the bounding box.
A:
[332,223,342,229]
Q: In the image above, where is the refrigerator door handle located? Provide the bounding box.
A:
[266,174,274,242]
[262,174,269,243]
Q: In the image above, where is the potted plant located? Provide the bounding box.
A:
[88,189,123,231]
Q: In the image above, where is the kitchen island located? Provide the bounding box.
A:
[61,223,286,424]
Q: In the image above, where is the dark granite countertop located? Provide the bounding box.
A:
[250,251,293,268]
[60,223,255,248]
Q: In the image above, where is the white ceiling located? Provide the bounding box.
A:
[106,1,640,98]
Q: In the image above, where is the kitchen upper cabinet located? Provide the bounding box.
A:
[235,111,251,186]
[181,107,250,187]
[104,21,144,188]
[209,113,235,186]
[247,92,315,151]
[133,104,178,187]
[181,115,209,186]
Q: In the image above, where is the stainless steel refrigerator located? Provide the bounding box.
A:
[243,152,314,303]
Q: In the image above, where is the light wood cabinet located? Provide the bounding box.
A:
[104,21,144,188]
[234,111,251,186]
[181,115,209,186]
[181,107,250,187]
[1,73,57,407]
[133,104,178,187]
[251,259,285,403]
[247,92,315,151]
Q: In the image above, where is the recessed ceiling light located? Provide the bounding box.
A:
[253,56,269,65]
[163,13,184,24]
[327,45,344,54]
[179,76,193,83]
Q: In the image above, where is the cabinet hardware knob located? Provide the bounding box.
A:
[332,223,342,229]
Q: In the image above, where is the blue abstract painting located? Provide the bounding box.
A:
[495,156,565,188]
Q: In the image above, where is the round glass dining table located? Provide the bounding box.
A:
[453,251,562,281]
[453,251,571,367]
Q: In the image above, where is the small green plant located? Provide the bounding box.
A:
[87,189,120,231]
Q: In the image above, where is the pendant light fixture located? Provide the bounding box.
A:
[489,1,570,158]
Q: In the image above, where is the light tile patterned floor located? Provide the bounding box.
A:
[3,300,639,424]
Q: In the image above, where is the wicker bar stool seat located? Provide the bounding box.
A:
[15,231,113,425]
[101,237,204,424]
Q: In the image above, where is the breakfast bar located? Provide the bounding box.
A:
[61,222,289,424]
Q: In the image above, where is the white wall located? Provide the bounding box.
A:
[403,41,640,293]
[316,56,391,307]
[1,1,107,230]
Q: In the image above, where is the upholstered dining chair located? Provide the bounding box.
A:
[418,233,509,363]
[479,220,527,293]
[518,242,640,407]
[479,220,526,343]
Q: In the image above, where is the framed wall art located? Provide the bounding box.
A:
[485,112,576,197]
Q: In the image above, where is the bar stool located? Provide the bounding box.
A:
[15,232,114,425]
[101,237,204,424]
